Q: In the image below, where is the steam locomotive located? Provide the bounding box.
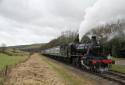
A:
[42,36,114,73]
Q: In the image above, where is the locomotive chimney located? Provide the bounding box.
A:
[91,36,98,45]
[74,34,79,43]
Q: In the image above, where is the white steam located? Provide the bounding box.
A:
[79,0,125,40]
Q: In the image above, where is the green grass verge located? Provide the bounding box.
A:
[42,56,88,85]
[112,57,125,60]
[111,64,125,74]
[0,53,28,70]
[48,63,82,85]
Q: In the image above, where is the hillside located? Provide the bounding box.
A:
[8,43,45,52]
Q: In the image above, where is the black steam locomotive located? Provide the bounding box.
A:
[43,36,114,73]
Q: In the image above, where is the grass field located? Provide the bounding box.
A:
[0,51,29,84]
[112,57,125,60]
[111,64,125,74]
[111,57,125,74]
[0,53,28,70]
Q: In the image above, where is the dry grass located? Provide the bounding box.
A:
[42,55,95,85]
[4,54,66,85]
[4,54,95,85]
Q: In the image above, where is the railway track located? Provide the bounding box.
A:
[45,55,125,85]
[79,67,125,85]
[79,68,125,85]
[69,62,125,84]
[100,71,125,85]
[67,64,125,84]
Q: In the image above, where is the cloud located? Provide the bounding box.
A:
[79,0,125,39]
[0,0,96,46]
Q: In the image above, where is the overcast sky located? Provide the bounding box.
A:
[80,0,125,39]
[1,0,124,46]
[0,0,97,46]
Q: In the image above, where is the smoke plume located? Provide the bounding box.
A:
[79,0,125,40]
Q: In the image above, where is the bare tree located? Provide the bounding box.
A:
[0,43,7,53]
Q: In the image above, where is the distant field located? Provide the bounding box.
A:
[111,64,125,74]
[0,53,28,69]
[112,57,125,60]
[111,57,125,74]
[10,43,45,51]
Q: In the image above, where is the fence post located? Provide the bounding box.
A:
[5,65,8,76]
